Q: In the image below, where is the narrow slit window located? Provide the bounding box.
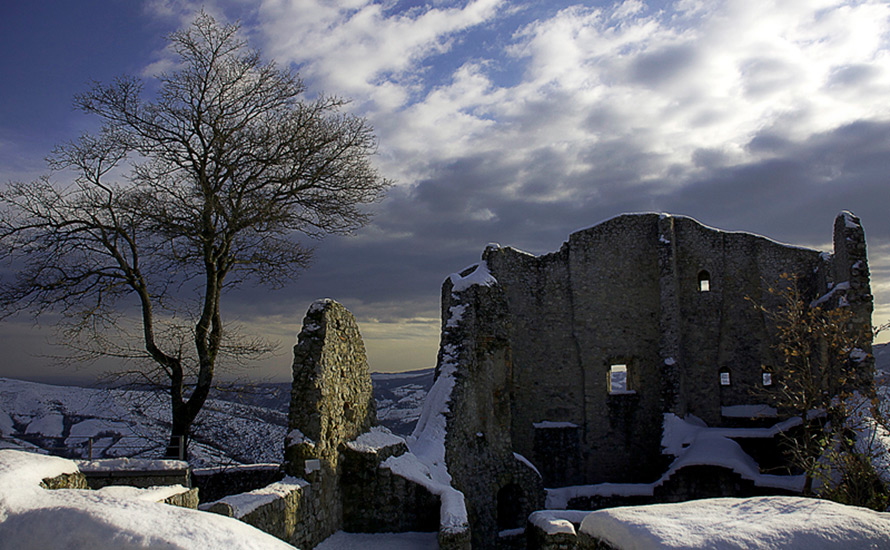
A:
[762,371,773,386]
[719,368,731,386]
[609,364,630,394]
[698,270,711,292]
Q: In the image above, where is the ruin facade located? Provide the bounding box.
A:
[435,212,873,547]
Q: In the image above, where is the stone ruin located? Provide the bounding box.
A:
[432,211,873,547]
[207,298,469,549]
[125,211,871,549]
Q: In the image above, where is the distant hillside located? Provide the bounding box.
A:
[0,368,434,467]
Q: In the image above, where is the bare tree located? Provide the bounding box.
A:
[753,274,886,506]
[0,12,389,457]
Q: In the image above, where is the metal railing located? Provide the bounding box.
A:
[1,435,185,461]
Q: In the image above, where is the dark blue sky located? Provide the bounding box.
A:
[1,0,889,383]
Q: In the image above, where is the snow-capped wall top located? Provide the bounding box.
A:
[842,210,862,229]
[308,298,336,313]
[346,426,405,454]
[448,261,498,293]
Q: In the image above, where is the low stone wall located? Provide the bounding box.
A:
[439,528,472,550]
[205,477,330,549]
[163,487,200,509]
[40,471,88,490]
[341,436,439,533]
[527,527,579,550]
[576,532,621,550]
[192,464,283,503]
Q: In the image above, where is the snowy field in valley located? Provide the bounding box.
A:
[0,369,432,467]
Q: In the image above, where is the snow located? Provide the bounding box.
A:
[546,413,805,508]
[308,298,334,313]
[842,210,860,229]
[663,357,676,366]
[315,531,438,549]
[0,450,297,549]
[24,414,64,437]
[529,510,590,535]
[445,304,466,328]
[400,308,469,535]
[78,457,188,472]
[346,426,405,454]
[382,452,467,534]
[95,484,191,502]
[721,404,778,418]
[0,410,13,436]
[286,428,314,446]
[0,377,287,467]
[513,452,542,478]
[209,476,308,518]
[580,496,890,549]
[448,261,497,293]
[811,281,850,307]
[408,348,459,487]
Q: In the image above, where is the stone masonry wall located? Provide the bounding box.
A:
[341,438,440,533]
[283,298,376,547]
[458,212,872,491]
[439,269,546,549]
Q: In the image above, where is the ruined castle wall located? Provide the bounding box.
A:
[832,212,874,380]
[671,218,824,425]
[483,246,582,483]
[439,273,545,549]
[566,215,666,484]
[477,214,869,488]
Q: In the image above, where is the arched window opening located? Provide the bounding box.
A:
[497,483,525,532]
[719,367,731,386]
[698,270,711,292]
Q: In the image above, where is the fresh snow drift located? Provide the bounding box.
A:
[580,496,890,549]
[0,449,296,550]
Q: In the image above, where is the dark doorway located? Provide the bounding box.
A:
[496,483,526,531]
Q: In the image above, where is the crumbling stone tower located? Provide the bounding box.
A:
[283,299,376,545]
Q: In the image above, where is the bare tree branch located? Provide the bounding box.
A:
[0,11,390,458]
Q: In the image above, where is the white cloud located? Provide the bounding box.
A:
[357,0,890,190]
[257,0,503,109]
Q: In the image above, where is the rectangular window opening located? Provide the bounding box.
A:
[609,364,633,394]
[699,279,710,292]
[719,371,731,386]
[762,372,773,386]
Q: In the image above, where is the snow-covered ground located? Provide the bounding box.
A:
[0,369,433,467]
[580,496,890,549]
[0,449,297,550]
[0,378,286,467]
